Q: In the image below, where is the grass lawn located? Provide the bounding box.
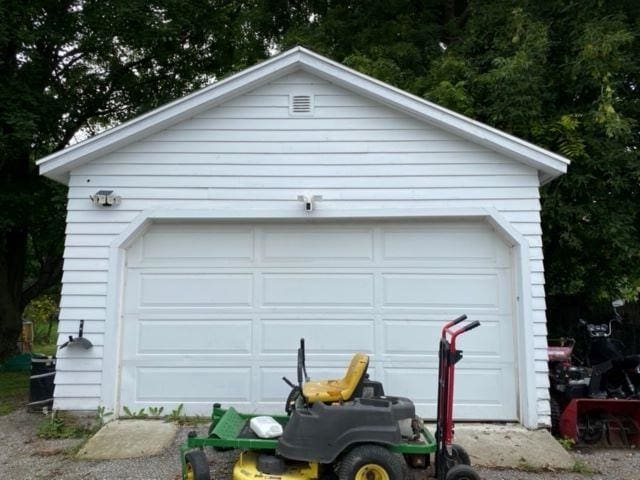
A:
[0,320,58,416]
[34,341,57,357]
[0,370,29,416]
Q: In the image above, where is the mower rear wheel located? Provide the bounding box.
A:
[339,445,403,480]
[444,464,480,480]
[185,450,210,480]
[450,444,471,466]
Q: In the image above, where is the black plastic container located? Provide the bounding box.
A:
[29,354,56,410]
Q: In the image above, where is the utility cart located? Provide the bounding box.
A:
[180,315,480,480]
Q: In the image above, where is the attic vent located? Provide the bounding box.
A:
[290,94,313,115]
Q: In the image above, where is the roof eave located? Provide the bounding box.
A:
[294,48,570,177]
[38,45,569,184]
[38,47,306,184]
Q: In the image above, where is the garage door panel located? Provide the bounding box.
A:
[383,320,440,356]
[383,367,514,420]
[260,319,374,354]
[382,319,506,360]
[381,228,503,267]
[136,319,252,354]
[456,319,515,362]
[135,367,251,402]
[262,227,374,261]
[382,273,504,309]
[129,225,255,265]
[262,273,374,306]
[137,273,253,307]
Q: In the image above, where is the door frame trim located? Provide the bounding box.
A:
[101,206,537,427]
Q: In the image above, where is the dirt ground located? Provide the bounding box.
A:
[1,409,639,480]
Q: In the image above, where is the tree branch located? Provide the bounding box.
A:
[21,254,63,308]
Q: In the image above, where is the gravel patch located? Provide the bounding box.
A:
[2,408,639,480]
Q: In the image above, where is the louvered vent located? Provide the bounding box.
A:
[290,95,313,115]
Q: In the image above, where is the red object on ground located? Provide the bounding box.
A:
[435,315,480,479]
[559,398,640,446]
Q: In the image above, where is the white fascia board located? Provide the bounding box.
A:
[37,48,305,182]
[39,45,569,183]
[295,48,569,178]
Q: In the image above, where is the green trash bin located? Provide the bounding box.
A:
[0,353,32,371]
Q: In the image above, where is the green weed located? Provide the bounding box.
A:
[122,406,148,418]
[165,403,186,424]
[558,436,575,450]
[94,405,113,427]
[571,460,596,474]
[37,411,92,439]
[147,406,164,417]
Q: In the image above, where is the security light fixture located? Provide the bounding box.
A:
[297,194,323,212]
[90,190,121,207]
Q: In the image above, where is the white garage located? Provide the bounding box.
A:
[37,46,569,428]
[120,220,516,419]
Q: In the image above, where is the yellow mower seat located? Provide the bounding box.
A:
[302,353,369,403]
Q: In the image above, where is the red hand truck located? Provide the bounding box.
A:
[435,315,481,480]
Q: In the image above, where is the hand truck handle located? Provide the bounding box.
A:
[460,320,481,333]
[443,315,467,333]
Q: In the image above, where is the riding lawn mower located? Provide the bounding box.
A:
[180,315,481,480]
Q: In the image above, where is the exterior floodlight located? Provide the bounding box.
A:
[297,194,323,212]
[90,190,121,207]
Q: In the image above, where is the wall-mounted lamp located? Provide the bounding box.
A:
[90,190,121,207]
[297,194,323,212]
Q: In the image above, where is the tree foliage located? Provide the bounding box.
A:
[1,1,638,359]
[0,0,300,359]
[284,0,640,301]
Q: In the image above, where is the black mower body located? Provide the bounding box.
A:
[277,396,416,463]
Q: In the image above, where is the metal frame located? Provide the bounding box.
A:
[435,316,481,479]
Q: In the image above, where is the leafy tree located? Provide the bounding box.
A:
[0,0,301,360]
[2,0,638,360]
[285,0,640,302]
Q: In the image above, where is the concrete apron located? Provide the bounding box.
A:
[77,420,178,460]
[78,420,573,471]
[448,423,574,470]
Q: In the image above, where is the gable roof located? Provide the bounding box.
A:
[37,46,569,184]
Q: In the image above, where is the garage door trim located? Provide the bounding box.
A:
[101,206,536,427]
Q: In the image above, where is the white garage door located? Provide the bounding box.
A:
[120,219,517,420]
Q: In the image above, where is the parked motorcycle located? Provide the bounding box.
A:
[547,300,640,446]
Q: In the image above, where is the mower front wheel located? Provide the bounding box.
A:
[338,445,404,480]
[444,464,480,480]
[185,450,211,480]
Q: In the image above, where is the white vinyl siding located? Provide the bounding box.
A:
[54,70,549,425]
